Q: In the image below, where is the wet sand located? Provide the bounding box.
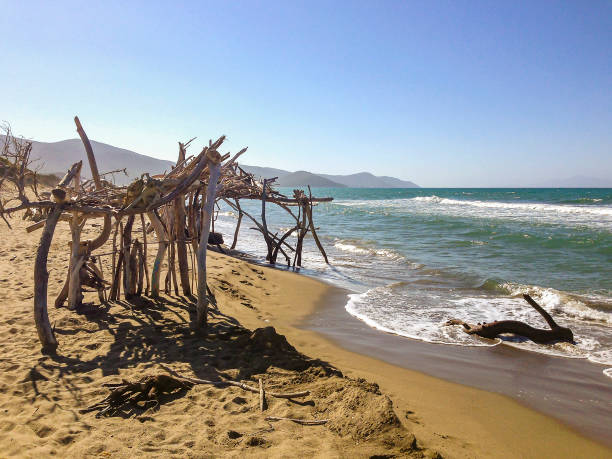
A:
[302,286,612,447]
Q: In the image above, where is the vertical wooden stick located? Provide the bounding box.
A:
[259,378,266,411]
[96,255,107,302]
[261,179,274,262]
[140,213,150,296]
[33,161,81,352]
[231,199,242,250]
[175,204,190,296]
[67,215,86,309]
[136,240,145,296]
[68,168,85,310]
[34,206,62,352]
[196,153,221,331]
[110,220,119,299]
[74,116,111,253]
[148,210,168,297]
[121,215,135,298]
[74,116,101,188]
[306,186,329,264]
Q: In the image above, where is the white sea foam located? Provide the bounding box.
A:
[334,240,406,262]
[345,283,612,365]
[334,242,369,255]
[334,196,612,228]
[345,288,500,347]
[604,368,612,379]
[500,283,612,324]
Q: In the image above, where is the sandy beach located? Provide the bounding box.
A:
[0,213,609,458]
[303,287,612,447]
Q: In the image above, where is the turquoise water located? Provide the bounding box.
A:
[217,188,612,370]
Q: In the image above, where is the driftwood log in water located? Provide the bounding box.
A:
[445,294,574,344]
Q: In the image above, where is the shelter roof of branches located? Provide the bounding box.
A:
[0,117,332,352]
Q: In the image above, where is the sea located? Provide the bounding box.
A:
[215,188,612,377]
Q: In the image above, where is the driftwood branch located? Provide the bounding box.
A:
[259,378,266,411]
[196,151,221,331]
[264,416,328,426]
[160,365,310,399]
[33,161,82,351]
[445,294,574,344]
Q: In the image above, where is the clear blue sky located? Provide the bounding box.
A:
[1,0,610,187]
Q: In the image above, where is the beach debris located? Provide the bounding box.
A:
[264,416,328,426]
[259,378,267,411]
[160,364,311,399]
[0,117,333,350]
[445,294,574,344]
[80,374,193,417]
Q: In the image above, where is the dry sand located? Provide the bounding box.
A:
[0,214,609,458]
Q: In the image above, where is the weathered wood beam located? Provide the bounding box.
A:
[34,206,62,352]
[196,151,221,331]
[148,210,168,297]
[33,161,82,352]
[230,199,242,250]
[175,142,191,296]
[306,186,329,264]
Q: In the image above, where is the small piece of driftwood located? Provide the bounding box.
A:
[259,378,266,411]
[445,294,574,344]
[264,416,328,426]
[160,365,310,399]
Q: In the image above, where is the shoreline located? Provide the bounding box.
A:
[229,260,611,457]
[300,283,612,447]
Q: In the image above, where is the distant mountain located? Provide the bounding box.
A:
[276,171,346,188]
[319,172,419,188]
[2,135,419,188]
[537,176,612,188]
[240,165,419,188]
[0,135,174,185]
[238,165,291,180]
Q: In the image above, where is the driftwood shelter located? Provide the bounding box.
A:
[0,118,332,353]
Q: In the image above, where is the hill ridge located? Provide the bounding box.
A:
[1,135,419,188]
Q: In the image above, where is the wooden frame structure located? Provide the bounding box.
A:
[0,118,332,352]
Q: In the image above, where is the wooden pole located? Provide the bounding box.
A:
[148,210,168,297]
[231,199,242,250]
[74,116,101,188]
[135,240,144,296]
[140,213,150,295]
[128,238,140,297]
[34,206,62,352]
[261,179,274,262]
[110,220,119,299]
[33,161,81,352]
[121,215,135,298]
[175,192,191,295]
[196,151,221,331]
[67,167,85,310]
[67,216,86,309]
[110,221,124,301]
[306,186,329,264]
[259,378,266,411]
[74,116,111,253]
